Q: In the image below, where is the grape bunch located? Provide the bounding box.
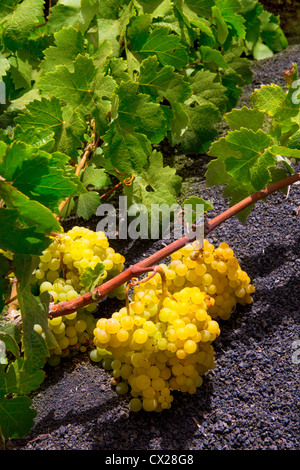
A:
[33,226,126,364]
[35,308,98,366]
[91,238,254,412]
[164,239,255,320]
[35,226,126,301]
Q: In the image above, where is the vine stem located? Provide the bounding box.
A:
[56,134,100,219]
[48,172,300,318]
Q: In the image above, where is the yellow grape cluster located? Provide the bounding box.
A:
[34,226,126,302]
[91,239,254,412]
[165,239,255,320]
[33,226,126,364]
[34,308,97,366]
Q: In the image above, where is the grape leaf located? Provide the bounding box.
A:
[0,181,62,236]
[82,166,111,188]
[253,41,273,60]
[0,209,51,255]
[174,68,230,153]
[182,196,214,223]
[0,358,44,396]
[180,98,221,154]
[131,26,189,69]
[287,130,300,150]
[16,266,57,371]
[38,54,97,116]
[92,72,117,136]
[80,262,105,293]
[138,55,191,105]
[0,53,10,79]
[40,26,85,75]
[222,178,254,223]
[92,39,113,72]
[180,6,214,40]
[47,0,100,34]
[259,9,288,53]
[169,101,189,141]
[183,0,214,18]
[211,5,229,44]
[14,97,86,157]
[251,81,300,144]
[38,54,117,137]
[0,1,20,22]
[124,150,182,210]
[215,0,246,40]
[97,1,135,57]
[251,84,286,117]
[0,395,36,439]
[126,13,154,52]
[13,126,55,152]
[200,45,228,69]
[220,47,252,109]
[222,128,273,186]
[188,69,229,114]
[103,123,152,174]
[271,145,300,160]
[206,126,281,204]
[6,89,41,115]
[3,0,45,52]
[102,79,168,173]
[14,97,63,141]
[206,136,234,187]
[8,54,33,92]
[224,106,265,131]
[76,191,101,219]
[0,323,21,361]
[114,79,169,141]
[0,142,86,211]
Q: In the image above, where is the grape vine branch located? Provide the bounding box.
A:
[48,171,300,318]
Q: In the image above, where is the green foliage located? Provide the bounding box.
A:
[0,254,55,442]
[0,0,287,221]
[80,262,106,293]
[206,63,300,222]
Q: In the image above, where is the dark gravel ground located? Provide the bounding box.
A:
[6,18,300,453]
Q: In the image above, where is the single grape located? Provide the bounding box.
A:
[47,355,61,367]
[115,382,129,395]
[129,398,142,412]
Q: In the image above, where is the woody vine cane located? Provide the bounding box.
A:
[48,171,300,319]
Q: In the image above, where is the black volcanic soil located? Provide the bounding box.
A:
[6,11,300,453]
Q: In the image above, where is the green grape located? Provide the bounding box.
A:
[90,349,103,362]
[65,326,77,337]
[58,336,69,350]
[49,316,62,327]
[52,322,65,335]
[40,281,53,293]
[47,355,61,367]
[105,318,121,334]
[120,364,133,379]
[129,398,143,412]
[68,335,78,346]
[102,356,114,370]
[132,329,148,344]
[142,398,158,412]
[65,312,77,321]
[75,320,87,333]
[135,374,151,391]
[115,382,129,395]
